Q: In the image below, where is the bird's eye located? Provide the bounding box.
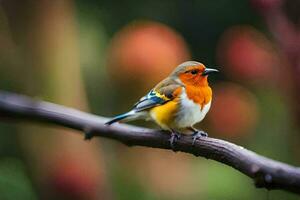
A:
[190,69,199,75]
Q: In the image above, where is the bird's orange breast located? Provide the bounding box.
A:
[184,85,212,109]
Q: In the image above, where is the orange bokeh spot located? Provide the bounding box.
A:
[47,158,99,199]
[217,25,279,84]
[208,82,259,138]
[107,20,190,87]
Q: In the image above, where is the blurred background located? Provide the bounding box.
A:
[0,0,299,199]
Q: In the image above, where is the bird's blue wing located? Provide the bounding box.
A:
[133,90,169,112]
[132,77,183,112]
[106,89,170,125]
[106,78,182,125]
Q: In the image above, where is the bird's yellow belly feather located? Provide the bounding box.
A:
[149,100,178,130]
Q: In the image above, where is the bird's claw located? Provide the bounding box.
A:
[192,131,208,146]
[169,131,181,151]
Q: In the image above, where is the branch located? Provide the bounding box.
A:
[251,0,300,121]
[0,91,300,194]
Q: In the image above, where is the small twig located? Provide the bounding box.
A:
[0,90,300,194]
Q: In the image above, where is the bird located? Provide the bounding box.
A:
[105,61,218,149]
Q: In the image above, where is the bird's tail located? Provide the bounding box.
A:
[105,110,136,125]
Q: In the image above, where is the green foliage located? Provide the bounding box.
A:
[0,158,37,200]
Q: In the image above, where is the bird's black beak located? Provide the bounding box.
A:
[202,68,219,76]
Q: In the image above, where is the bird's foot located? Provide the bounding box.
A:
[192,130,208,146]
[169,131,181,151]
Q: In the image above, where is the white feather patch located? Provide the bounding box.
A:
[175,90,211,128]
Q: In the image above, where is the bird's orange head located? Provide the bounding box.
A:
[170,61,218,107]
[171,61,218,87]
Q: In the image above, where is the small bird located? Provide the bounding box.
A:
[105,61,218,149]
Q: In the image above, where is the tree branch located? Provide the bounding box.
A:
[0,91,300,194]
